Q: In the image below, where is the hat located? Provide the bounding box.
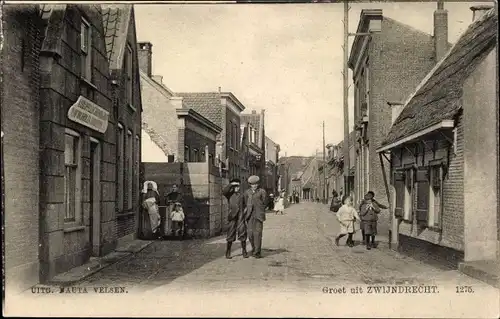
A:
[230,178,241,185]
[248,175,260,184]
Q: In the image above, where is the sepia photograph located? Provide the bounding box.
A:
[1,0,499,317]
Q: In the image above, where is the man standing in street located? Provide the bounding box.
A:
[245,175,267,258]
[222,178,248,259]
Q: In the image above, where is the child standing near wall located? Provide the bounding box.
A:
[170,202,185,239]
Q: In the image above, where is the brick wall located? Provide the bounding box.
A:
[38,5,115,282]
[112,8,142,241]
[143,162,226,238]
[2,5,42,292]
[361,17,437,236]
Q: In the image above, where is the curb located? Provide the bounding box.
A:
[45,240,154,287]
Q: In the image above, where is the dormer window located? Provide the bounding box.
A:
[80,18,92,82]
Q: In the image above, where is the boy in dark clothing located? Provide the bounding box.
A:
[359,193,382,250]
[359,191,388,245]
[223,178,248,259]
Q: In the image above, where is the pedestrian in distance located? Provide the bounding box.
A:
[329,189,342,213]
[335,195,360,247]
[244,175,267,258]
[273,190,285,215]
[359,193,382,250]
[222,178,248,259]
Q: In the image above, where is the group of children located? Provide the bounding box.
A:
[331,191,387,250]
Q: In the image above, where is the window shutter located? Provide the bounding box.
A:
[415,167,430,225]
[394,171,405,218]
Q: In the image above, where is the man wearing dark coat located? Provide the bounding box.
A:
[223,178,248,259]
[244,175,267,258]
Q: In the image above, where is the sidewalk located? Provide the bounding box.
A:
[44,239,154,287]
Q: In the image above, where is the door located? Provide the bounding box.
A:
[89,138,101,256]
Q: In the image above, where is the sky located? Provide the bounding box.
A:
[134,1,493,157]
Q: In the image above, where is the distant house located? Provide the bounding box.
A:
[377,7,498,278]
[349,4,450,239]
[241,110,266,183]
[264,136,280,195]
[278,156,313,196]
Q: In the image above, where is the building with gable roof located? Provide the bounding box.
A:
[349,4,452,240]
[101,4,143,247]
[138,42,221,167]
[377,6,498,282]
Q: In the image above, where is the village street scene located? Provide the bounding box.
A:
[1,1,499,317]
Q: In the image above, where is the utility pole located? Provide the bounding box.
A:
[342,0,350,196]
[322,121,326,203]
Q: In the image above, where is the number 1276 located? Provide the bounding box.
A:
[456,286,474,293]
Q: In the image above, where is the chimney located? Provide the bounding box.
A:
[251,110,257,114]
[218,86,221,93]
[138,42,153,77]
[470,5,493,22]
[433,1,448,63]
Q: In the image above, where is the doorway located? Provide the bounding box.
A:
[89,138,101,257]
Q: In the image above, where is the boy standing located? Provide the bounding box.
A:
[223,178,248,259]
[359,194,381,250]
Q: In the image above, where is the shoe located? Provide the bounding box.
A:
[225,242,233,259]
[366,243,371,250]
[241,241,249,258]
[253,253,262,259]
[371,242,378,248]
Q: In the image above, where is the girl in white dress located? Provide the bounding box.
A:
[274,191,285,215]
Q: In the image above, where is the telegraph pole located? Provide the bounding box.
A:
[342,0,350,195]
[322,121,326,203]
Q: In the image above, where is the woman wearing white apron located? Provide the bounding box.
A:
[141,181,161,239]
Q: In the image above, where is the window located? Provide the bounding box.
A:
[209,154,214,166]
[415,168,430,225]
[428,165,443,228]
[64,130,81,224]
[117,124,124,212]
[125,44,133,104]
[365,62,370,118]
[403,169,413,221]
[193,148,198,162]
[134,135,140,209]
[80,18,92,81]
[394,172,405,218]
[234,124,238,150]
[184,146,190,162]
[127,130,133,210]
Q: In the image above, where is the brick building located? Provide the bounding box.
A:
[377,7,498,278]
[349,7,448,237]
[264,136,280,195]
[103,5,143,251]
[177,91,246,180]
[241,110,266,184]
[1,5,43,293]
[138,43,221,165]
[34,4,142,283]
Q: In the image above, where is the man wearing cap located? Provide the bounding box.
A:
[244,175,267,258]
[222,178,248,259]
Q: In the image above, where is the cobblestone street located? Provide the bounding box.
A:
[75,202,491,291]
[17,202,499,317]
